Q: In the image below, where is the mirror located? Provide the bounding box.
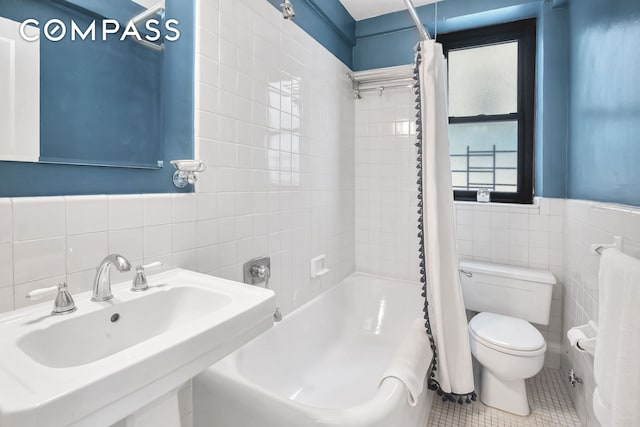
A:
[0,0,193,197]
[0,0,180,169]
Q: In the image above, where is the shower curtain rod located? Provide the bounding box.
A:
[403,0,430,41]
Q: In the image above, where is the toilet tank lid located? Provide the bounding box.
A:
[459,260,556,285]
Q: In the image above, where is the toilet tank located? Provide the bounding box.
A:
[459,260,556,325]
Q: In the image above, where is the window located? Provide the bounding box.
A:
[439,19,536,203]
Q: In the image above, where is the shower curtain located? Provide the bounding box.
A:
[414,40,476,403]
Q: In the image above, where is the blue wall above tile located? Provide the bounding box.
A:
[353,0,541,71]
[3,0,637,205]
[567,0,640,206]
[535,2,569,199]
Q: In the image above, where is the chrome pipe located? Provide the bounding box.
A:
[402,0,430,41]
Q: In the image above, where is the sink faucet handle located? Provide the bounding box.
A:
[143,261,163,270]
[26,282,77,316]
[131,262,163,292]
[26,284,59,301]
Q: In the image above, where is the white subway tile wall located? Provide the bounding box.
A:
[562,199,640,427]
[0,194,221,312]
[354,88,421,282]
[193,0,356,315]
[454,198,565,369]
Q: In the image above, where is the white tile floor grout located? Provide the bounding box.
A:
[428,368,582,426]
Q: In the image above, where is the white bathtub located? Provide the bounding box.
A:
[193,273,433,427]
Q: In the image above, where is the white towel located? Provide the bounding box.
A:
[380,318,431,406]
[594,248,640,427]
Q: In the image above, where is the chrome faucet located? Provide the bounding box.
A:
[92,254,132,302]
[243,257,283,322]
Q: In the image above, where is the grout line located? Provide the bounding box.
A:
[427,368,582,427]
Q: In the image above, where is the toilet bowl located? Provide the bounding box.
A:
[468,312,546,416]
[458,260,556,416]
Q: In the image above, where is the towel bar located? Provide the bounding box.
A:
[591,235,622,256]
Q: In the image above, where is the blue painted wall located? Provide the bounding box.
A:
[567,0,640,206]
[535,2,569,198]
[0,0,194,197]
[265,0,355,68]
[353,0,540,71]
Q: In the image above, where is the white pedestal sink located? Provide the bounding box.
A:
[0,269,275,427]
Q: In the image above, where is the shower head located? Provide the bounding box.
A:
[280,0,295,19]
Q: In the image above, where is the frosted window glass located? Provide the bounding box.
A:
[449,121,518,192]
[449,42,518,116]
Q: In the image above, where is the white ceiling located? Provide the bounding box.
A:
[339,0,438,21]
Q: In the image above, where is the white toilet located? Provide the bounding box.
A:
[459,260,556,416]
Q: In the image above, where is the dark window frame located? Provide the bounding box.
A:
[438,19,536,204]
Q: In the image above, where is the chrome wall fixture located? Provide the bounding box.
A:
[348,74,362,100]
[281,0,295,19]
[243,257,283,322]
[568,369,583,388]
[170,160,206,188]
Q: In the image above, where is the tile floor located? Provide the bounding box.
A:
[428,368,582,426]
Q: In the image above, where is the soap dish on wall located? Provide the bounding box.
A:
[170,160,206,188]
[310,255,330,279]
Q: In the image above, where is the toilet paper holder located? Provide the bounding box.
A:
[567,321,598,356]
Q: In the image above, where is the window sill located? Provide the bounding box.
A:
[454,197,541,214]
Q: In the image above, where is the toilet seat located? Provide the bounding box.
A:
[469,312,546,357]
